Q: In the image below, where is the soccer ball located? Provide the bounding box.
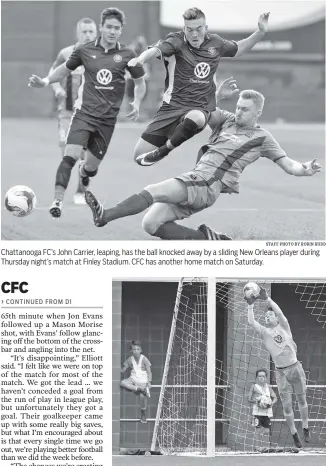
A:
[259,394,272,409]
[243,282,260,300]
[4,185,36,217]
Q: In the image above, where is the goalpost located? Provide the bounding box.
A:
[151,279,326,456]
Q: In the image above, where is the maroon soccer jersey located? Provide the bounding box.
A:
[66,39,145,122]
[153,31,238,111]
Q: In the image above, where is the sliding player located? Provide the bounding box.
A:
[121,340,152,424]
[246,286,311,448]
[28,7,146,218]
[128,7,270,167]
[248,368,277,451]
[84,78,321,240]
[50,17,97,204]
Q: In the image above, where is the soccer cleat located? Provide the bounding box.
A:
[198,224,232,240]
[73,192,86,205]
[140,410,147,424]
[303,428,311,443]
[49,200,62,218]
[292,432,302,448]
[135,148,167,166]
[84,190,105,227]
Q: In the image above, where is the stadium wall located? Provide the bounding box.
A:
[119,281,177,449]
[112,282,123,455]
[1,0,160,117]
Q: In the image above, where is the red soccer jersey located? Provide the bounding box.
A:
[66,39,145,122]
[153,31,238,111]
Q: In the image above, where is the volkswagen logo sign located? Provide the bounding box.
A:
[194,62,210,79]
[96,69,112,85]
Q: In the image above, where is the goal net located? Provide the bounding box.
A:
[151,279,326,456]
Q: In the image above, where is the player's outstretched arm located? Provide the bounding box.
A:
[49,51,67,98]
[215,77,239,103]
[276,156,322,176]
[126,77,146,121]
[247,304,263,333]
[28,63,71,89]
[128,47,161,67]
[235,13,269,57]
[266,297,289,327]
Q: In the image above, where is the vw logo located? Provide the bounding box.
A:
[194,62,210,79]
[96,69,112,85]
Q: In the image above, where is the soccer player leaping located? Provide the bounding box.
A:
[84,78,321,240]
[129,7,270,167]
[28,8,146,218]
[245,285,310,449]
[49,17,97,204]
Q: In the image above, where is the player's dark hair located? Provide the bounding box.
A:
[130,340,142,349]
[100,7,126,26]
[256,368,268,378]
[183,7,205,21]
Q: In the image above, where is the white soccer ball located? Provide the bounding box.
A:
[5,185,36,217]
[243,282,260,299]
[259,394,272,409]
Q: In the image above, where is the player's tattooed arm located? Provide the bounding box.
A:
[127,77,146,121]
[235,13,269,57]
[276,156,321,176]
[29,63,71,88]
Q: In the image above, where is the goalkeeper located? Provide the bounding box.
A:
[248,368,277,450]
[246,286,310,449]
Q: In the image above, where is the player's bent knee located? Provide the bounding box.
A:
[142,216,161,236]
[186,110,206,128]
[64,144,83,161]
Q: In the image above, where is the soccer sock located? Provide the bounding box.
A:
[299,403,309,429]
[284,412,297,435]
[153,222,206,240]
[80,165,98,179]
[157,118,201,157]
[54,156,76,201]
[103,190,153,223]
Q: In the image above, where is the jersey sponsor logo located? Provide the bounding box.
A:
[208,47,216,56]
[219,132,242,146]
[96,68,112,85]
[274,334,284,344]
[113,54,122,63]
[194,62,210,79]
